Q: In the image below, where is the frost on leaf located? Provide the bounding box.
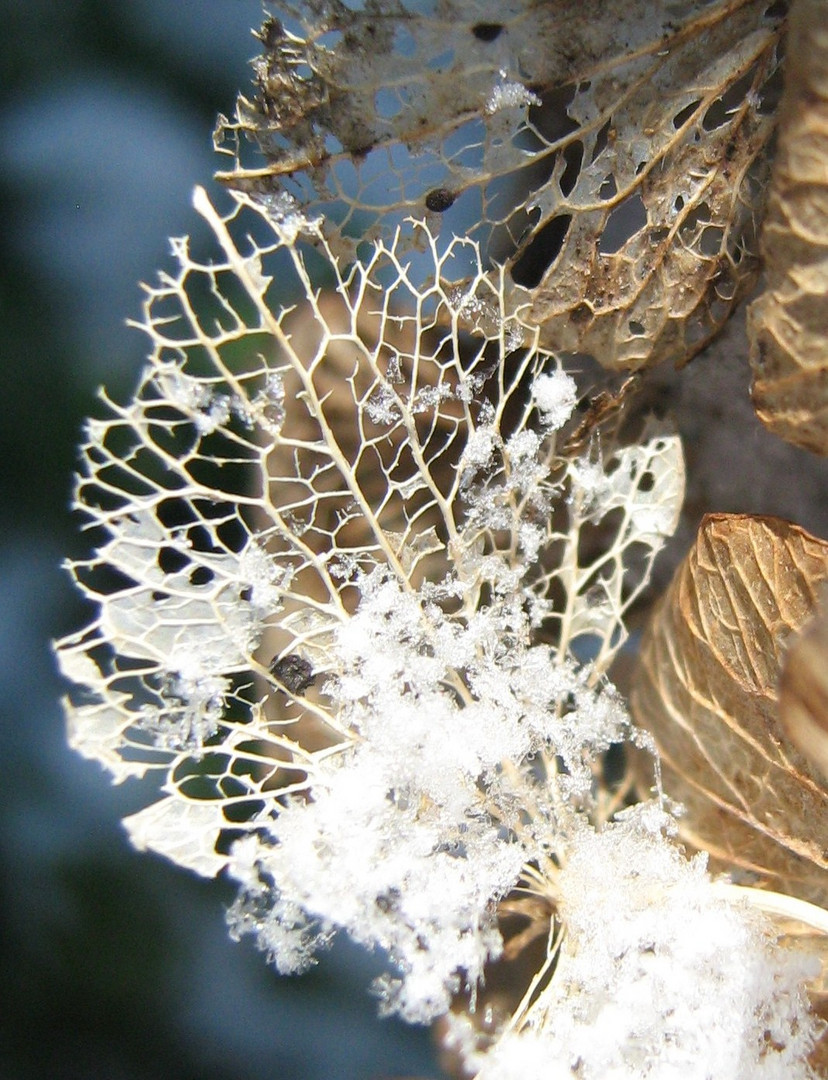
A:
[56,186,687,1025]
[459,805,823,1080]
[216,0,784,370]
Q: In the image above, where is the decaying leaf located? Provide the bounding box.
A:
[216,0,784,371]
[779,599,828,782]
[630,513,828,907]
[56,185,684,890]
[749,0,828,454]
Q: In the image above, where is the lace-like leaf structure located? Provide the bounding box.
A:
[56,188,684,1020]
[216,0,784,370]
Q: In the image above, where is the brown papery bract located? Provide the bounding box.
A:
[631,512,828,1068]
[748,0,828,454]
[779,601,828,783]
[631,513,828,904]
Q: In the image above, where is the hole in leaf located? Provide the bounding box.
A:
[224,799,264,824]
[471,22,503,42]
[189,566,214,586]
[757,63,784,115]
[590,120,612,163]
[599,174,617,201]
[599,194,648,255]
[158,497,197,530]
[673,100,701,129]
[527,84,580,145]
[510,215,572,288]
[680,201,711,233]
[699,225,724,256]
[638,470,656,493]
[628,320,646,336]
[216,517,248,554]
[702,69,755,130]
[559,141,583,196]
[577,509,625,568]
[157,547,189,575]
[375,88,403,119]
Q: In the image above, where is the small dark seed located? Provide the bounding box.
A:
[270,654,316,695]
[425,188,456,213]
[471,22,504,42]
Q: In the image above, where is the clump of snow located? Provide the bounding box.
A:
[60,185,822,1080]
[532,370,578,430]
[471,805,822,1080]
[486,78,542,114]
[225,562,636,1021]
[251,189,321,243]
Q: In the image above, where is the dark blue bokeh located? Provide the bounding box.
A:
[0,4,440,1076]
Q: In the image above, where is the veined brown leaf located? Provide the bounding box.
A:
[216,0,784,371]
[748,0,828,455]
[630,513,828,907]
[779,600,828,782]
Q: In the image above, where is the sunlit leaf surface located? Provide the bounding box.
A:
[632,513,828,907]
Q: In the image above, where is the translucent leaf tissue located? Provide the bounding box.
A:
[55,1,828,1075]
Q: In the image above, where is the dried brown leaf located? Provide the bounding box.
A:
[779,600,828,782]
[749,0,828,454]
[630,513,828,906]
[217,0,784,370]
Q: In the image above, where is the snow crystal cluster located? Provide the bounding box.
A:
[457,806,821,1080]
[226,558,633,1021]
[56,186,824,1080]
[486,75,542,114]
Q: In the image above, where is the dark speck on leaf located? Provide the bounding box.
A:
[472,23,504,42]
[425,188,456,213]
[270,654,316,695]
[260,17,284,49]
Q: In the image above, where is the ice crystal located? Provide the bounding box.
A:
[465,807,822,1080]
[531,372,578,431]
[56,181,821,1075]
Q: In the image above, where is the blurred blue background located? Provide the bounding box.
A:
[0,3,439,1076]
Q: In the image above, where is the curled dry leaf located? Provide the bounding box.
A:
[631,512,828,1069]
[630,513,828,907]
[216,0,784,371]
[779,600,828,782]
[748,0,828,454]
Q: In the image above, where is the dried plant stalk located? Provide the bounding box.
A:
[631,513,828,907]
[748,0,828,454]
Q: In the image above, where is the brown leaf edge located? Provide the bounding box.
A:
[748,0,828,455]
[630,513,828,1068]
